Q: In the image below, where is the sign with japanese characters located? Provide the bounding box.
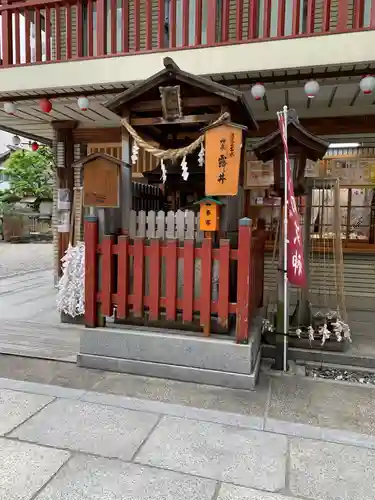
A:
[277,114,306,288]
[204,123,243,196]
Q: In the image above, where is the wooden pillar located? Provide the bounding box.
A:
[236,217,252,344]
[52,120,77,279]
[84,215,99,327]
[121,113,132,233]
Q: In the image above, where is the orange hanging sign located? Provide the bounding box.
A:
[204,122,245,196]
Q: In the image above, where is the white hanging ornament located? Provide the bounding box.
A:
[131,142,139,164]
[4,101,16,114]
[304,79,320,98]
[181,155,189,181]
[77,96,89,111]
[198,142,205,167]
[160,159,167,184]
[359,75,375,95]
[250,83,266,100]
[56,242,85,317]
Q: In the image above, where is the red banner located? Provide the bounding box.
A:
[277,113,306,288]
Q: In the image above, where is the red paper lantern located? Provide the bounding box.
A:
[40,98,52,113]
[31,142,39,151]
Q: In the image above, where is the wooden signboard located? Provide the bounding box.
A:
[205,122,244,196]
[81,155,121,207]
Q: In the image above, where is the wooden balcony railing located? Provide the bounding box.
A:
[1,0,374,68]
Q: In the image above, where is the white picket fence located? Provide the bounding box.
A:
[129,210,204,241]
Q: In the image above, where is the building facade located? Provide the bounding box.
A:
[1,0,375,310]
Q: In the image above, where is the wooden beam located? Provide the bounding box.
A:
[131,96,224,112]
[256,115,375,137]
[130,113,220,126]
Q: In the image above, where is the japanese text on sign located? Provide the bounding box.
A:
[205,123,243,196]
[277,113,306,288]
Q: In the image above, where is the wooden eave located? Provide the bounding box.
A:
[105,57,258,130]
[252,119,329,162]
[71,152,131,169]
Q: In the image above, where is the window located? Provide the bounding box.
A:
[311,187,374,243]
[165,0,208,47]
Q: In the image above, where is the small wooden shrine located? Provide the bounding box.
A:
[105,57,258,231]
[252,113,329,196]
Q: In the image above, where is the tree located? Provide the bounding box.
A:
[3,146,54,207]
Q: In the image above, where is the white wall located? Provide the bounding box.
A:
[0,132,15,154]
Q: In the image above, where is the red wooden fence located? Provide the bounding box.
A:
[1,0,374,68]
[84,215,265,344]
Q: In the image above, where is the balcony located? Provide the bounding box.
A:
[1,0,374,69]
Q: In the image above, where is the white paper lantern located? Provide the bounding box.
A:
[4,101,16,114]
[304,80,320,98]
[77,96,89,111]
[12,135,21,146]
[251,83,265,100]
[359,75,375,95]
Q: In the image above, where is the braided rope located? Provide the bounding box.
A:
[121,112,230,161]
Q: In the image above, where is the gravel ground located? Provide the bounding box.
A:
[306,366,375,386]
[0,242,53,278]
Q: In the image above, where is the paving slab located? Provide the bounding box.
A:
[289,437,375,500]
[35,455,217,500]
[0,438,70,500]
[0,388,53,434]
[268,376,375,435]
[92,371,270,416]
[10,399,160,460]
[135,415,287,492]
[217,484,303,500]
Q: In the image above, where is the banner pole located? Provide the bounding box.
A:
[282,105,289,372]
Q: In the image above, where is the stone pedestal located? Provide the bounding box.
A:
[78,317,262,390]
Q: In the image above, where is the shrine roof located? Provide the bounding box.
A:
[105,57,258,130]
[71,152,131,169]
[252,115,329,162]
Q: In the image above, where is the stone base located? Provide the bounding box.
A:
[78,321,262,390]
[60,312,85,325]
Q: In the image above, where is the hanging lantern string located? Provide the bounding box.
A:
[120,112,230,161]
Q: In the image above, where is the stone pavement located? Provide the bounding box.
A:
[2,355,375,499]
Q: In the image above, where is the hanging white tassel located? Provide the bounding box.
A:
[198,142,205,167]
[181,155,189,181]
[340,321,352,342]
[160,159,167,184]
[56,242,85,317]
[307,325,315,343]
[320,322,331,346]
[131,142,139,164]
[331,321,343,342]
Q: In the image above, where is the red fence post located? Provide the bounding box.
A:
[200,236,212,335]
[236,217,252,344]
[133,237,145,318]
[218,239,230,329]
[149,238,161,320]
[101,235,114,317]
[165,239,178,321]
[84,215,99,328]
[183,239,195,323]
[117,235,129,319]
